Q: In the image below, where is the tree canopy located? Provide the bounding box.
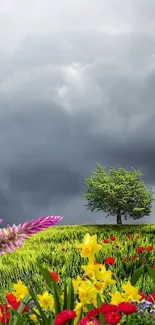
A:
[84,163,155,224]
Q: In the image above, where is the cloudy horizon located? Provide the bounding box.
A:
[0,0,155,228]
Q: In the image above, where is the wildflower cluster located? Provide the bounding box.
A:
[0,232,154,324]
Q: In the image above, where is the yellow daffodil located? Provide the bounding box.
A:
[81,263,98,279]
[37,291,55,311]
[78,280,97,305]
[109,291,125,305]
[98,270,116,285]
[93,280,106,292]
[72,275,83,292]
[76,233,102,262]
[121,280,141,303]
[77,278,104,307]
[12,280,29,301]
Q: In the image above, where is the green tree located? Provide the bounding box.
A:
[84,163,155,224]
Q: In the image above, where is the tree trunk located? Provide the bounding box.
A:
[117,213,122,224]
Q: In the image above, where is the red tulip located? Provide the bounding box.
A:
[146,246,153,252]
[105,257,116,265]
[103,239,109,244]
[137,247,144,253]
[110,236,116,241]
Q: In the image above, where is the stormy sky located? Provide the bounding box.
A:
[0,0,155,227]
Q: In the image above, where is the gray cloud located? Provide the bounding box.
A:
[0,0,155,227]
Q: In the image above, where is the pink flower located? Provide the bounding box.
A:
[0,216,63,256]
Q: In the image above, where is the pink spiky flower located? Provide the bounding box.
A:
[0,216,63,256]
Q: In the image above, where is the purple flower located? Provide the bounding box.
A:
[0,216,63,256]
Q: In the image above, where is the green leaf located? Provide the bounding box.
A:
[63,280,67,310]
[28,283,49,324]
[130,265,144,285]
[38,265,61,297]
[146,264,155,282]
[9,307,26,325]
[73,307,83,325]
[52,281,62,315]
[11,293,30,325]
[97,293,105,325]
[67,279,75,325]
[38,265,62,315]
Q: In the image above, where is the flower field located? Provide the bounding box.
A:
[0,224,155,305]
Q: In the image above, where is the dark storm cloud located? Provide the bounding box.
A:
[0,0,155,226]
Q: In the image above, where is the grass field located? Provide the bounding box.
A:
[0,224,155,304]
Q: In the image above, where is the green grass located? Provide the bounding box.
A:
[0,224,154,303]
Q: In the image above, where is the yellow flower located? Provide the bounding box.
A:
[93,280,106,292]
[72,275,82,292]
[121,281,141,303]
[109,291,125,305]
[77,278,104,307]
[99,270,116,285]
[76,233,102,262]
[37,291,55,311]
[12,280,29,301]
[29,308,40,324]
[78,280,96,305]
[81,263,97,279]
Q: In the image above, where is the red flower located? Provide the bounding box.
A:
[138,292,147,301]
[6,293,29,312]
[147,292,155,303]
[50,272,60,283]
[137,247,144,253]
[61,248,65,251]
[126,234,132,239]
[103,239,109,244]
[105,257,116,265]
[99,303,117,314]
[117,302,137,314]
[146,246,153,252]
[79,316,101,325]
[136,235,140,239]
[110,236,116,241]
[115,245,119,249]
[104,311,122,325]
[141,259,145,264]
[0,305,10,324]
[85,308,100,319]
[6,293,17,303]
[153,265,155,269]
[131,256,136,261]
[54,310,76,325]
